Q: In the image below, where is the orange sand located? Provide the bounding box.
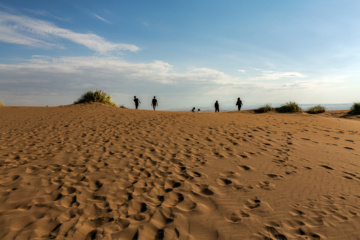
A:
[0,104,360,239]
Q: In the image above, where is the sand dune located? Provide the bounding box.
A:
[0,104,360,239]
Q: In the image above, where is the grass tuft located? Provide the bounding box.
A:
[74,89,117,107]
[0,101,3,107]
[255,103,273,113]
[349,102,360,115]
[276,101,302,113]
[307,105,326,114]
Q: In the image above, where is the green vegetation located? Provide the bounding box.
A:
[74,89,117,106]
[255,103,273,113]
[276,101,302,113]
[350,102,360,115]
[307,105,326,114]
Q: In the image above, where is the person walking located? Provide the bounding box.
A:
[214,100,220,112]
[134,96,141,109]
[236,97,243,111]
[151,96,158,111]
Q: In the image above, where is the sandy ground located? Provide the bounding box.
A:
[0,104,360,240]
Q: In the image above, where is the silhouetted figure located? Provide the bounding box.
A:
[192,107,196,112]
[236,97,243,111]
[134,96,141,109]
[152,96,158,111]
[214,100,220,112]
[197,109,200,113]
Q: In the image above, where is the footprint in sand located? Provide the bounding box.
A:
[257,181,276,190]
[245,198,274,215]
[266,174,284,180]
[245,197,261,209]
[226,209,250,223]
[262,226,288,240]
[320,165,333,170]
[285,170,297,175]
[216,178,232,186]
[219,171,239,177]
[217,171,243,189]
[192,184,214,196]
[289,208,305,216]
[238,165,254,171]
[343,171,359,181]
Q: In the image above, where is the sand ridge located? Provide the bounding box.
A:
[0,104,360,239]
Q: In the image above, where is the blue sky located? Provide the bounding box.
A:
[0,0,359,109]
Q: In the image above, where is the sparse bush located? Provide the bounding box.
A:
[74,89,117,106]
[277,101,302,113]
[350,102,360,115]
[307,105,326,114]
[119,105,126,109]
[0,101,3,107]
[255,103,273,113]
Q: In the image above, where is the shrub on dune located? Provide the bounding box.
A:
[307,105,326,114]
[276,101,302,113]
[350,102,360,115]
[0,101,3,107]
[74,89,117,106]
[255,103,273,113]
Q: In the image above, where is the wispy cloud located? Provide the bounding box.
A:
[0,24,58,48]
[0,11,138,54]
[252,70,306,80]
[24,9,70,22]
[90,12,111,24]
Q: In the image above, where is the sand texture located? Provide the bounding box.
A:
[0,104,360,240]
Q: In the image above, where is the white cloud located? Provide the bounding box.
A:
[186,68,237,84]
[238,69,246,73]
[252,70,306,80]
[0,11,138,54]
[0,56,348,107]
[0,56,241,97]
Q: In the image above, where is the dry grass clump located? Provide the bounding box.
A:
[350,102,360,115]
[255,104,274,113]
[276,101,302,113]
[74,89,117,107]
[307,105,326,114]
[0,101,3,107]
